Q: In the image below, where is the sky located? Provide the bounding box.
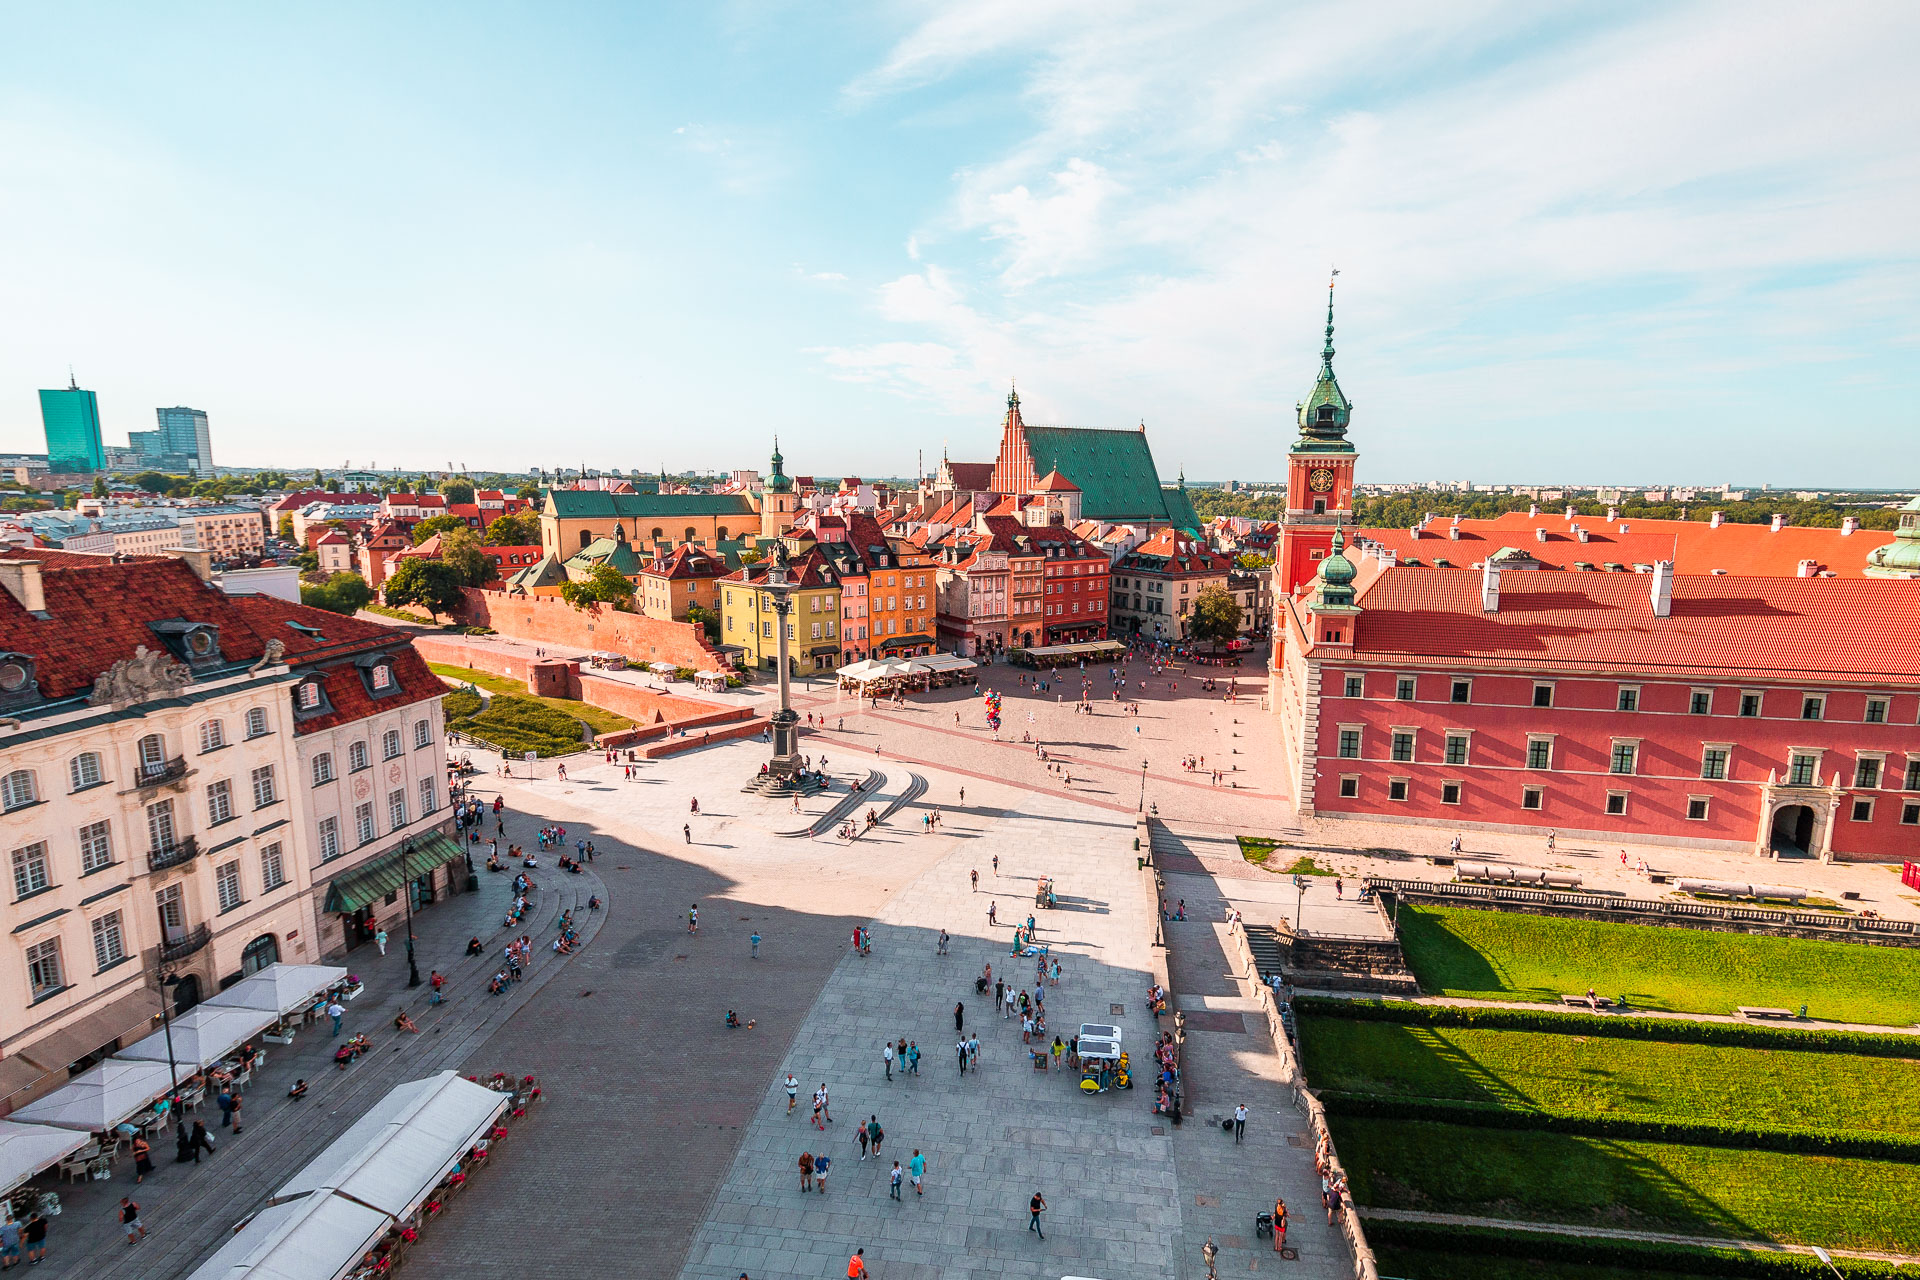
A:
[0,2,1915,486]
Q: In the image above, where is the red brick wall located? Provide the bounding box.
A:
[457,588,727,670]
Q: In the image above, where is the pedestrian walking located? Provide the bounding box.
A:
[857,1124,870,1160]
[992,854,999,876]
[814,1152,830,1193]
[967,1035,979,1067]
[375,928,389,956]
[327,1000,345,1036]
[971,869,978,891]
[956,1039,968,1074]
[954,1001,965,1033]
[889,1161,903,1199]
[684,823,692,844]
[908,1041,920,1074]
[218,1087,234,1127]
[799,1151,814,1191]
[1,1216,19,1269]
[819,1083,832,1124]
[688,904,699,933]
[847,1247,867,1278]
[868,1116,883,1159]
[130,1133,152,1183]
[1234,1103,1248,1144]
[190,1120,215,1162]
[786,1074,799,1115]
[750,932,761,959]
[908,1148,925,1196]
[118,1198,146,1244]
[1028,1190,1047,1239]
[21,1215,44,1266]
[959,786,965,804]
[230,1091,244,1135]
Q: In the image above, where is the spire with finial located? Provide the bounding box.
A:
[1296,270,1354,451]
[1322,268,1339,371]
[1007,378,1019,411]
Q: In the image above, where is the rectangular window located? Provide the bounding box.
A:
[414,718,432,748]
[1908,760,1920,790]
[389,789,407,830]
[1856,758,1883,789]
[1337,729,1361,759]
[1617,686,1639,712]
[1338,776,1359,798]
[70,753,102,790]
[91,911,127,970]
[382,730,402,760]
[1390,732,1415,763]
[200,720,226,753]
[1801,695,1824,721]
[1851,798,1875,823]
[1521,786,1543,811]
[313,753,335,785]
[1440,781,1462,805]
[1450,680,1471,704]
[1387,778,1409,802]
[25,939,62,998]
[1444,735,1470,766]
[1527,738,1553,770]
[1903,802,1920,826]
[1395,677,1415,701]
[1687,797,1709,821]
[147,799,176,851]
[419,776,436,816]
[207,780,233,825]
[1609,742,1638,775]
[1788,753,1819,787]
[1343,675,1363,698]
[1740,693,1762,717]
[1605,791,1628,816]
[297,682,322,710]
[1690,690,1713,715]
[251,765,277,808]
[349,741,369,771]
[215,860,243,912]
[1865,698,1889,724]
[318,816,340,861]
[355,803,376,845]
[78,821,113,874]
[11,842,51,899]
[1533,683,1554,708]
[1701,748,1729,780]
[260,842,286,891]
[246,707,270,737]
[811,622,821,640]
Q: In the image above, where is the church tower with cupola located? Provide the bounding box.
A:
[1276,278,1359,595]
[759,437,797,537]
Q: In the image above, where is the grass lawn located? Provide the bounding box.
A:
[1397,905,1920,1026]
[1333,1117,1920,1253]
[1372,1249,1722,1280]
[1297,1018,1920,1133]
[429,663,636,735]
[1236,836,1334,875]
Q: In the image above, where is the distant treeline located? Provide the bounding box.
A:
[1191,488,1909,531]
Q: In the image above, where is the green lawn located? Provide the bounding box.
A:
[1397,905,1920,1026]
[1373,1249,1722,1280]
[1236,836,1333,874]
[1333,1117,1920,1253]
[429,663,636,736]
[1297,1018,1920,1133]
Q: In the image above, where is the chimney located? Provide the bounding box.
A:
[1797,559,1818,578]
[1649,560,1674,617]
[1607,506,1619,522]
[162,546,216,583]
[1564,505,1576,519]
[0,559,48,617]
[1710,510,1724,529]
[1575,526,1590,543]
[1528,503,1539,517]
[1481,561,1502,613]
[1449,525,1462,541]
[1770,514,1786,532]
[1534,527,1547,542]
[1841,516,1860,535]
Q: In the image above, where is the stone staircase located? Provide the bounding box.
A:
[1245,923,1419,996]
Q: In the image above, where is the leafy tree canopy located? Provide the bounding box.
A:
[559,562,635,613]
[1189,583,1243,645]
[383,557,464,620]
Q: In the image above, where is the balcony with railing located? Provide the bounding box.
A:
[123,757,192,793]
[147,835,201,873]
[154,923,211,964]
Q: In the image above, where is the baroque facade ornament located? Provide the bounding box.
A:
[88,645,194,707]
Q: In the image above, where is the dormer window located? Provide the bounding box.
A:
[356,653,401,697]
[150,620,223,670]
[1318,404,1336,423]
[293,677,333,719]
[0,651,37,711]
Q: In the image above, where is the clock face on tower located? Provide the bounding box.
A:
[1307,467,1337,494]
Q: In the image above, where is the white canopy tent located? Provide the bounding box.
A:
[9,1058,177,1132]
[0,1120,89,1196]
[647,661,678,676]
[118,1005,278,1071]
[183,1194,392,1280]
[693,670,729,692]
[202,964,349,1018]
[907,653,976,674]
[273,1071,507,1219]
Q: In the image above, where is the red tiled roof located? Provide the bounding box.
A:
[944,462,995,491]
[644,544,726,580]
[1033,469,1080,492]
[1345,567,1920,684]
[0,550,422,704]
[1355,514,1896,579]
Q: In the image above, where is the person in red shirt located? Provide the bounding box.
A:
[847,1247,869,1278]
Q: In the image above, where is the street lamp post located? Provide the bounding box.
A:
[1139,759,1149,813]
[156,971,185,1103]
[401,839,422,988]
[1293,874,1309,932]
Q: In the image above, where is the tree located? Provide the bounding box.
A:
[299,571,372,615]
[438,526,495,587]
[438,479,475,506]
[515,484,540,501]
[291,547,320,572]
[90,477,108,498]
[312,469,323,486]
[484,511,540,546]
[392,477,413,494]
[411,513,469,544]
[736,547,764,566]
[277,515,295,538]
[1188,583,1243,646]
[130,471,172,494]
[559,563,635,613]
[383,557,464,620]
[687,602,721,643]
[323,477,340,492]
[1235,552,1272,570]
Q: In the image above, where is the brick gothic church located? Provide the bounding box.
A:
[1269,289,1920,862]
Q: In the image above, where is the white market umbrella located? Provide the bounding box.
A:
[0,1120,89,1195]
[118,1005,276,1071]
[203,964,348,1018]
[10,1059,177,1132]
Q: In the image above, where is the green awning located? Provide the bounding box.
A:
[322,832,467,914]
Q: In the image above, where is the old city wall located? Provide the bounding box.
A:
[457,588,728,670]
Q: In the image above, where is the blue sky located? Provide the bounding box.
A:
[1,2,1914,485]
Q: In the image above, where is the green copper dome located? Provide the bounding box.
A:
[1865,495,1920,576]
[765,436,793,494]
[1294,284,1354,454]
[1320,527,1356,586]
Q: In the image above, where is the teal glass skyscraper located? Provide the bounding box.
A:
[155,406,214,474]
[40,377,105,471]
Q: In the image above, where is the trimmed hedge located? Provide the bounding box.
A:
[449,694,584,757]
[1366,1219,1911,1279]
[1296,996,1920,1058]
[441,688,483,719]
[1318,1092,1920,1162]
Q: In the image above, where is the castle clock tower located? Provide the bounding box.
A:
[1276,278,1358,595]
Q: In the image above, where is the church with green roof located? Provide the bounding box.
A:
[984,385,1200,532]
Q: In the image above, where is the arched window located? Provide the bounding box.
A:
[199,720,226,753]
[717,527,729,542]
[137,734,167,779]
[240,934,280,976]
[651,527,664,543]
[1,769,36,811]
[246,708,270,737]
[579,530,592,549]
[69,752,103,791]
[684,527,697,544]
